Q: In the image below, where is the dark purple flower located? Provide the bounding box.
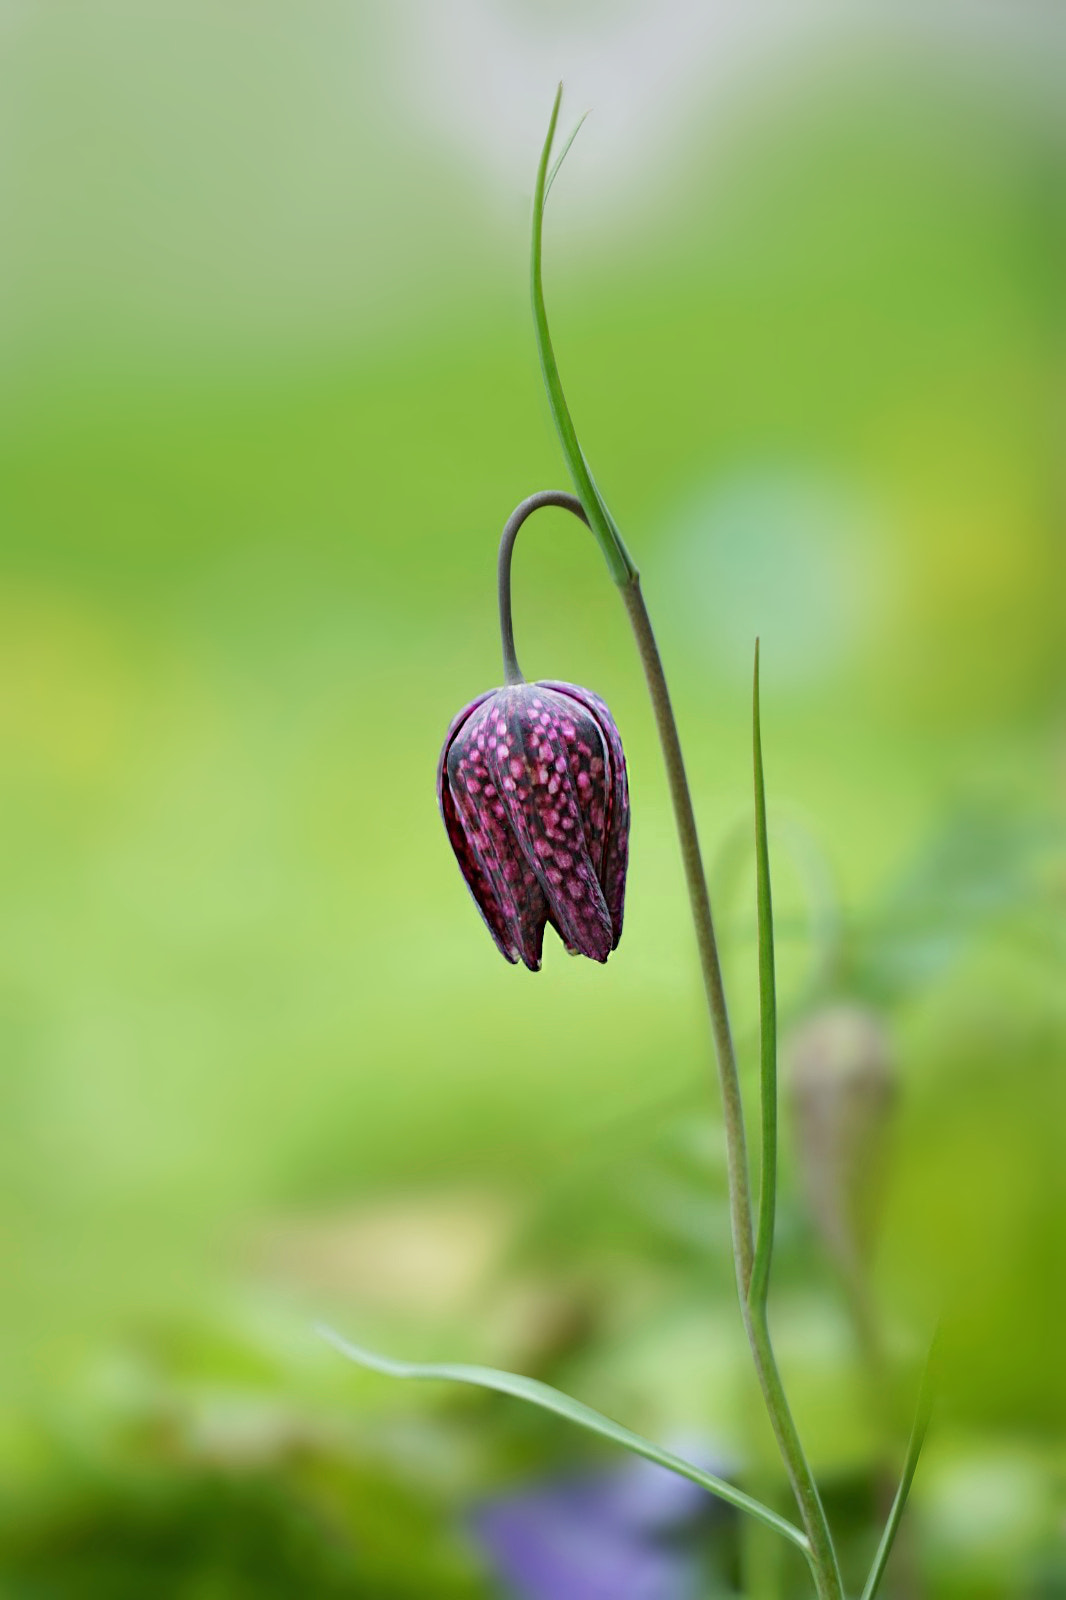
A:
[438,680,629,970]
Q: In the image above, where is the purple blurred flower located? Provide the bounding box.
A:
[438,681,629,970]
[472,1446,731,1600]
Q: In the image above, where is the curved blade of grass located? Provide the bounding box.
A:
[319,1323,810,1554]
[544,109,590,203]
[531,85,637,587]
[748,638,778,1314]
[860,1332,939,1600]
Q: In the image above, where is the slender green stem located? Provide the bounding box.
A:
[620,582,754,1290]
[749,638,778,1312]
[860,1334,938,1600]
[498,489,584,685]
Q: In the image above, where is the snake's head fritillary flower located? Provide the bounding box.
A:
[438,680,629,969]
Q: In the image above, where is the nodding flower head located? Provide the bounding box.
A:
[438,681,629,970]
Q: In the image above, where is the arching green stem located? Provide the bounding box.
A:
[497,489,588,685]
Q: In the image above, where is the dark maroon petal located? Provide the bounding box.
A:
[486,686,613,963]
[542,682,629,949]
[439,768,519,963]
[446,694,548,970]
[536,691,610,883]
[439,691,519,962]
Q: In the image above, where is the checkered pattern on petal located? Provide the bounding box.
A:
[439,691,547,969]
[486,686,613,963]
[542,681,629,949]
[437,676,629,968]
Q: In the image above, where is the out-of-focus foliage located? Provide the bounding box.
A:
[0,5,1062,1595]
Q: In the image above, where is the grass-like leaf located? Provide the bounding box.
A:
[748,638,778,1312]
[531,85,637,587]
[319,1324,810,1554]
[544,109,590,203]
[860,1333,939,1600]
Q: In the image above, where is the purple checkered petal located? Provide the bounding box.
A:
[437,676,630,968]
[487,686,613,963]
[543,681,629,949]
[438,693,512,960]
[439,692,548,969]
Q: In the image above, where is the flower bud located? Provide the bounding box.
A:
[438,680,629,970]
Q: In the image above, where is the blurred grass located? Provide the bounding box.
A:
[0,11,1063,1595]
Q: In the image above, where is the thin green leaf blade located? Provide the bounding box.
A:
[530,86,637,586]
[861,1333,939,1600]
[544,109,590,202]
[319,1324,809,1554]
[748,638,778,1311]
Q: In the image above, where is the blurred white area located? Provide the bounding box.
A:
[0,0,1060,370]
[393,0,837,209]
[395,0,1063,209]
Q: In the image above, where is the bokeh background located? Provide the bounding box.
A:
[1,4,1063,1596]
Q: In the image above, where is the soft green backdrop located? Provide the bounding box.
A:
[0,7,1062,1596]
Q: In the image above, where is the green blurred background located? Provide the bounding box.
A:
[0,5,1062,1595]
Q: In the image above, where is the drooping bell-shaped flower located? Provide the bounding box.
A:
[438,491,630,969]
[438,679,629,969]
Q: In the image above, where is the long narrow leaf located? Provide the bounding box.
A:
[320,1324,809,1554]
[530,85,636,586]
[544,109,590,203]
[861,1334,939,1600]
[748,639,778,1312]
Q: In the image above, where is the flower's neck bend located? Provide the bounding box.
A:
[497,490,591,686]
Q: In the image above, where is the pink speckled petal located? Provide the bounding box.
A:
[542,681,629,949]
[487,686,613,963]
[445,695,548,970]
